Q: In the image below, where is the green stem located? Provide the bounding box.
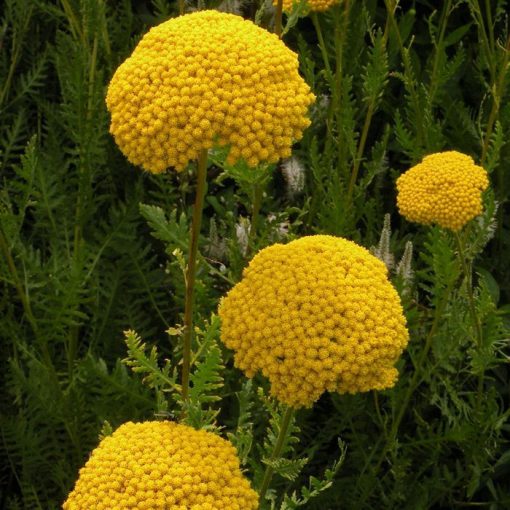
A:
[248,183,263,255]
[259,406,295,502]
[181,149,208,404]
[454,232,483,348]
[454,231,484,409]
[428,0,452,104]
[60,0,83,43]
[472,0,496,82]
[329,1,350,132]
[373,391,385,437]
[0,5,33,110]
[335,1,351,185]
[311,13,333,81]
[480,34,510,165]
[384,0,426,149]
[0,225,55,373]
[178,0,185,16]
[345,8,390,216]
[275,0,284,38]
[0,226,38,337]
[346,101,375,204]
[357,278,454,505]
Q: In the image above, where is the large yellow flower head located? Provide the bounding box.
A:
[63,421,258,510]
[106,10,315,173]
[396,151,489,231]
[275,0,340,13]
[219,235,409,408]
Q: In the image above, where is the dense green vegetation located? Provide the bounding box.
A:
[1,0,509,508]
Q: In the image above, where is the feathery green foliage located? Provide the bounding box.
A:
[1,1,509,509]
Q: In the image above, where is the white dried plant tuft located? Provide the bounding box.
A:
[371,214,395,271]
[281,157,306,198]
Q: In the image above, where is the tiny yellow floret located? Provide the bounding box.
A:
[106,10,315,173]
[275,0,340,13]
[218,235,409,408]
[62,421,258,510]
[396,151,489,231]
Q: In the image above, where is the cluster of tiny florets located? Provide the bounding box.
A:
[276,0,340,13]
[218,235,409,408]
[106,10,315,173]
[396,151,489,231]
[63,421,258,510]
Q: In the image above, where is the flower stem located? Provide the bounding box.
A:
[248,183,263,256]
[259,406,294,502]
[454,231,484,408]
[454,232,483,348]
[275,0,284,38]
[356,277,454,505]
[181,149,208,405]
[311,13,333,81]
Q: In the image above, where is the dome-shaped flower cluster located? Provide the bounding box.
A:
[218,235,409,408]
[106,10,315,173]
[396,151,489,231]
[63,421,258,510]
[276,0,339,13]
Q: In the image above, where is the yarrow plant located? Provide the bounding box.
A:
[219,235,409,408]
[105,9,315,407]
[4,2,508,509]
[63,421,258,510]
[396,151,489,231]
[106,10,315,173]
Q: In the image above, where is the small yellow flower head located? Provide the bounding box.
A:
[63,421,258,510]
[106,10,315,173]
[275,0,340,13]
[396,151,489,231]
[219,235,409,408]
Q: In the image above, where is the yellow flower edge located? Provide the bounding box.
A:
[219,235,409,408]
[63,421,259,510]
[275,0,340,13]
[106,10,315,173]
[396,151,489,231]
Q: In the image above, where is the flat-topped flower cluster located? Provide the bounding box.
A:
[396,151,489,231]
[219,235,409,408]
[63,421,258,510]
[106,10,315,173]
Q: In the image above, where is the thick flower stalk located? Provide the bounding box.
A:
[106,10,315,173]
[275,0,340,13]
[63,421,258,510]
[396,151,489,231]
[219,235,409,408]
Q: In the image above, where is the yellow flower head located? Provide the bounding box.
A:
[275,0,340,13]
[396,151,489,231]
[106,10,315,173]
[219,235,409,408]
[63,421,258,510]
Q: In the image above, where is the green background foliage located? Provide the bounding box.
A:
[0,0,509,508]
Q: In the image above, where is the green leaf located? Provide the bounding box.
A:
[179,315,225,430]
[362,29,389,105]
[444,23,473,47]
[122,329,179,394]
[477,268,500,305]
[263,457,309,481]
[139,204,188,251]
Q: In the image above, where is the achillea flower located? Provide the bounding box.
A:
[275,0,340,13]
[106,10,315,173]
[63,421,258,510]
[396,151,489,231]
[218,235,409,408]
